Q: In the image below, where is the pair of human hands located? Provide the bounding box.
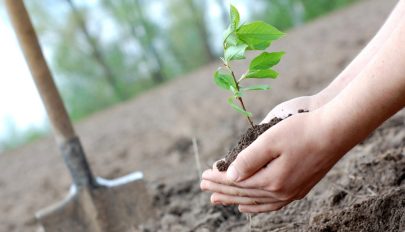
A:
[200,96,344,213]
[201,0,405,213]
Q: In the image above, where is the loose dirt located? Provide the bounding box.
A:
[216,116,283,171]
[140,116,405,231]
[216,110,307,171]
[0,0,403,231]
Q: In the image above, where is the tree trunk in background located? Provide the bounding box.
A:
[100,1,158,83]
[65,0,126,100]
[164,39,190,72]
[216,0,229,27]
[185,0,215,62]
[133,0,166,84]
[127,24,165,83]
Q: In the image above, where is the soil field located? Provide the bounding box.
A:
[0,0,403,231]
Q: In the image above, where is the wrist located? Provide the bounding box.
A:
[310,90,334,110]
[311,104,352,162]
[312,71,356,110]
[317,92,375,159]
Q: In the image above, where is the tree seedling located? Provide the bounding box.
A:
[214,5,285,128]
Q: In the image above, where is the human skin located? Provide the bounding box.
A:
[201,1,405,213]
[262,0,405,121]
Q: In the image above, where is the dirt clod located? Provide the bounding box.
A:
[217,110,308,171]
[216,117,283,171]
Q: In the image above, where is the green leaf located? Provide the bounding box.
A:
[241,84,271,91]
[249,52,285,71]
[224,32,238,48]
[229,85,236,93]
[223,26,233,42]
[237,21,285,50]
[224,44,248,61]
[223,5,241,48]
[229,86,244,98]
[214,69,236,90]
[245,69,279,79]
[230,5,240,30]
[234,91,244,98]
[227,97,252,117]
[224,32,249,49]
[247,40,272,50]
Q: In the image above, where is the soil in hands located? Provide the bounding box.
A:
[217,109,308,171]
[139,113,405,231]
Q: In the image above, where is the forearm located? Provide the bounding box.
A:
[314,0,405,106]
[322,18,405,154]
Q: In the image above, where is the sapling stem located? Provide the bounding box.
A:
[213,5,284,129]
[224,62,254,128]
[238,97,254,128]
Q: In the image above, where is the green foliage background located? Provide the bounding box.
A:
[0,0,359,152]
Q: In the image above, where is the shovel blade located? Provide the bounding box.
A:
[36,172,153,232]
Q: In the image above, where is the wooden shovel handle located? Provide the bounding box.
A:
[5,0,76,143]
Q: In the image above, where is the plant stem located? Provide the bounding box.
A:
[224,63,254,128]
[238,95,254,127]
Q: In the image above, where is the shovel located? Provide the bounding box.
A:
[5,1,154,231]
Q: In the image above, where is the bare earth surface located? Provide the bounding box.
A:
[1,0,404,231]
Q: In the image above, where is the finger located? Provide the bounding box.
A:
[200,180,278,198]
[204,156,286,192]
[236,155,285,189]
[203,167,285,199]
[210,192,282,206]
[202,165,288,202]
[227,131,279,182]
[202,169,233,185]
[238,201,290,213]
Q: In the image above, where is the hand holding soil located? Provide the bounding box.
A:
[261,95,319,122]
[201,109,347,213]
[202,0,405,213]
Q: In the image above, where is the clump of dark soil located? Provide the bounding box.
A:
[217,109,307,171]
[216,117,282,171]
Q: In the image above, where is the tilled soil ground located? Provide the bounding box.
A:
[0,0,403,231]
[141,115,405,231]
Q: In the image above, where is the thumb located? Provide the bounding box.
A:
[227,131,278,182]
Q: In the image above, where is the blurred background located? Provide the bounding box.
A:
[0,0,359,153]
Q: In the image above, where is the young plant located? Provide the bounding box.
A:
[214,5,285,128]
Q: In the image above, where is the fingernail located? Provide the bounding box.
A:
[227,165,239,182]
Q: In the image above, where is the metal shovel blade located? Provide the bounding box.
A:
[36,172,153,232]
[34,138,154,232]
